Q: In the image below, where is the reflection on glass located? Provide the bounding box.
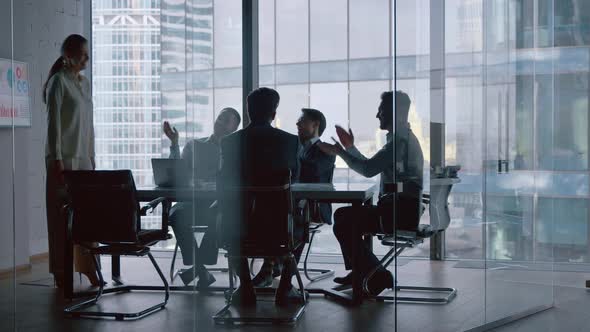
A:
[1,0,15,329]
[553,0,590,47]
[482,0,555,325]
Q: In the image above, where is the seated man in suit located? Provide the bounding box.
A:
[163,108,241,287]
[252,108,336,287]
[219,87,303,306]
[318,91,424,296]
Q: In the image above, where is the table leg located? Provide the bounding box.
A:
[351,200,365,305]
[64,226,74,299]
[112,255,123,285]
[363,196,374,252]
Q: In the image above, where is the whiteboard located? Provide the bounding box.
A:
[0,59,31,127]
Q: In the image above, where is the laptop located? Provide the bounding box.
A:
[151,159,192,187]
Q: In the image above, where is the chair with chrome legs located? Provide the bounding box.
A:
[63,170,171,320]
[248,201,334,283]
[299,202,334,282]
[213,169,307,325]
[363,175,460,304]
[169,224,229,282]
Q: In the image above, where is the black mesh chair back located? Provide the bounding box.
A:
[366,180,457,305]
[395,181,423,231]
[219,169,295,257]
[64,170,141,244]
[63,170,171,321]
[380,181,423,232]
[214,169,308,325]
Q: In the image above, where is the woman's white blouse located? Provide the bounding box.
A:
[45,69,94,160]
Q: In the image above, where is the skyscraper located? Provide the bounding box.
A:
[92,0,162,228]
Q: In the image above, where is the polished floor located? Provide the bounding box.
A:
[1,253,588,332]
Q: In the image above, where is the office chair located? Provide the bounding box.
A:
[249,166,336,283]
[62,170,170,320]
[169,224,229,283]
[366,174,459,304]
[248,201,335,283]
[213,169,307,325]
[299,165,336,282]
[333,173,459,304]
[299,201,335,282]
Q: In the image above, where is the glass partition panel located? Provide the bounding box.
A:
[6,0,98,330]
[482,0,554,325]
[444,0,485,263]
[92,0,245,328]
[395,1,488,331]
[94,0,164,235]
[258,0,388,260]
[442,1,488,329]
[161,0,243,326]
[0,0,15,330]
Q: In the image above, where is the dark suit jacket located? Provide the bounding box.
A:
[219,122,300,183]
[218,122,301,246]
[299,140,336,224]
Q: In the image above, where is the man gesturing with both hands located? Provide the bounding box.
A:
[318,90,424,296]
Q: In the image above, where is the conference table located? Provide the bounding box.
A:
[65,182,378,305]
[136,182,376,203]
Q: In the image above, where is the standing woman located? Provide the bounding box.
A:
[43,34,100,287]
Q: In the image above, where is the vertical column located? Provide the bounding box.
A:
[242,0,259,127]
[429,0,445,260]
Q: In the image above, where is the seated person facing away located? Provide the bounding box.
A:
[163,108,241,287]
[252,108,336,287]
[219,87,303,306]
[318,91,424,296]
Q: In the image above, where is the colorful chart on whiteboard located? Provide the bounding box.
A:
[0,59,30,127]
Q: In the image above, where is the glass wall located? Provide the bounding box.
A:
[444,0,486,261]
[93,0,163,231]
[482,0,554,324]
[395,1,487,330]
[81,0,588,331]
[394,0,432,258]
[258,0,395,257]
[394,0,569,330]
[444,0,588,266]
[3,0,94,330]
[439,0,562,328]
[160,0,242,146]
[0,0,16,330]
[1,0,588,331]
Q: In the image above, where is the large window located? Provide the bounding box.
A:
[258,0,403,256]
[92,0,162,229]
[91,0,420,256]
[91,0,590,264]
[160,0,242,153]
[442,0,590,263]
